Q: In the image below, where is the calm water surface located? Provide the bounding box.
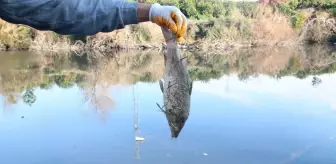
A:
[1,47,336,164]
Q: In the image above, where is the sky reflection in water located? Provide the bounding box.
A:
[1,72,336,164]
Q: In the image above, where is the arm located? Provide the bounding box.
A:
[0,0,151,35]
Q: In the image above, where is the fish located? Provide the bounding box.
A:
[156,28,193,138]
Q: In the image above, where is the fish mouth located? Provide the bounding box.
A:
[164,109,189,138]
[168,120,187,138]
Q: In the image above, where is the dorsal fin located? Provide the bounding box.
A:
[189,80,193,95]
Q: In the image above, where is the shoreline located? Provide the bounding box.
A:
[1,4,335,53]
[0,39,334,54]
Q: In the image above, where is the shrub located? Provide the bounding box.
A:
[300,0,336,9]
[213,4,226,18]
[130,25,152,43]
[278,4,294,15]
[197,1,214,18]
[291,12,306,29]
[301,18,336,43]
[330,7,336,17]
[179,0,198,18]
[236,2,259,18]
[287,0,300,9]
[224,2,236,17]
[206,17,252,40]
[0,21,33,49]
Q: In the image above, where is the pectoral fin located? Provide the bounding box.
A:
[189,80,193,95]
[156,102,165,113]
[159,79,164,93]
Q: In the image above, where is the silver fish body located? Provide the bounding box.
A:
[157,41,193,138]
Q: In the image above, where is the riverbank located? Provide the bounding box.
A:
[0,2,335,52]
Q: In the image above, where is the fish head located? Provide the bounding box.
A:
[165,109,189,138]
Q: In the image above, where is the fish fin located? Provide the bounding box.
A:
[156,102,165,113]
[159,79,164,93]
[163,50,167,66]
[181,57,188,67]
[189,80,193,95]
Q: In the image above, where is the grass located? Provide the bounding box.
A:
[130,24,152,43]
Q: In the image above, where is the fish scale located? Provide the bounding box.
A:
[157,40,193,138]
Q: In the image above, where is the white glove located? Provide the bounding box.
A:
[149,3,187,42]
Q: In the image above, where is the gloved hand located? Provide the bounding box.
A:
[149,3,187,42]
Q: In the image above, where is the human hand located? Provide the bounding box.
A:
[149,3,187,42]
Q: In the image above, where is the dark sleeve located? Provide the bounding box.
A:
[0,0,138,35]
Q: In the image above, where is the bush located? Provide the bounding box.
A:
[179,0,198,18]
[300,0,336,9]
[291,12,306,29]
[206,17,252,40]
[330,7,336,17]
[223,2,236,17]
[287,0,300,9]
[213,4,226,18]
[277,0,299,15]
[0,21,33,49]
[301,18,336,43]
[197,2,215,18]
[130,25,152,43]
[236,2,259,18]
[278,4,294,15]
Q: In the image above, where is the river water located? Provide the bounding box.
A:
[1,46,336,164]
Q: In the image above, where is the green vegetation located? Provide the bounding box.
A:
[0,24,32,50]
[277,60,336,79]
[291,12,306,29]
[130,0,258,19]
[1,0,335,51]
[298,0,336,9]
[276,0,335,43]
[330,7,336,17]
[188,67,223,82]
[204,17,252,40]
[133,72,157,83]
[130,25,152,43]
[279,0,336,12]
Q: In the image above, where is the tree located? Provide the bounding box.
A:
[312,76,322,87]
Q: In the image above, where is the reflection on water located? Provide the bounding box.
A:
[1,46,336,164]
